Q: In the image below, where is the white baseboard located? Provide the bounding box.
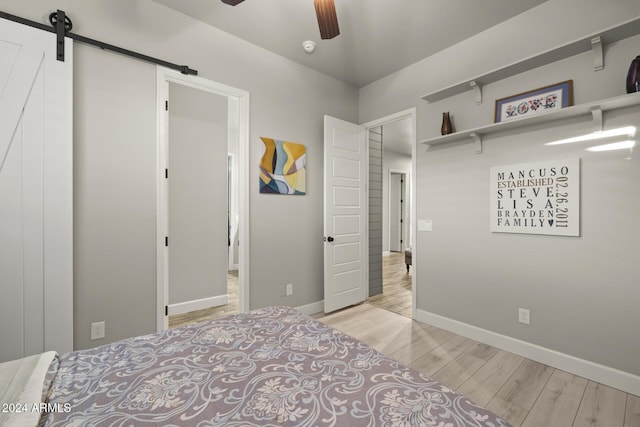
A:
[296,301,324,316]
[415,308,640,397]
[168,295,228,316]
[383,251,391,257]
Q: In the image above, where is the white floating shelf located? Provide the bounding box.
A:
[421,92,640,152]
[421,17,640,104]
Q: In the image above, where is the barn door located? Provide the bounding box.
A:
[0,18,73,362]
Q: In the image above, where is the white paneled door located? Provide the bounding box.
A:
[323,116,367,313]
[0,19,73,362]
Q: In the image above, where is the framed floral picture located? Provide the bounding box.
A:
[494,80,573,123]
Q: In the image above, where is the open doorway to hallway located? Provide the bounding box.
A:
[364,114,415,318]
[164,83,233,329]
[168,271,239,328]
[156,68,250,332]
[169,154,241,328]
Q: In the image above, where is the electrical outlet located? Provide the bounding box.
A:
[286,283,293,296]
[91,321,105,340]
[518,308,530,325]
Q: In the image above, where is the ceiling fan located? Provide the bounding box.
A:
[221,0,340,39]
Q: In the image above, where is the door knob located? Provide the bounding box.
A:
[326,236,334,242]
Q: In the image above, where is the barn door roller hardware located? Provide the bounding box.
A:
[50,9,70,61]
[0,9,198,76]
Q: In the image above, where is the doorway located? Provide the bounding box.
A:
[167,83,230,326]
[362,109,416,318]
[389,171,407,253]
[156,68,250,331]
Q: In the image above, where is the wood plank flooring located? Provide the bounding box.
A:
[325,252,640,426]
[168,253,640,426]
[316,303,640,427]
[367,252,412,317]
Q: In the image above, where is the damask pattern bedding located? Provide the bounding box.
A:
[40,306,511,426]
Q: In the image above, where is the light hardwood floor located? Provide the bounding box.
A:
[367,252,412,317]
[317,251,640,426]
[316,303,640,427]
[168,255,640,426]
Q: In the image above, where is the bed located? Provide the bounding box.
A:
[2,306,511,426]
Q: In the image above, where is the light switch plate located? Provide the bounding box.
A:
[418,219,433,232]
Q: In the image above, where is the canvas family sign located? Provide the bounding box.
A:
[490,159,580,236]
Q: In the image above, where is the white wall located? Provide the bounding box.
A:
[0,0,358,350]
[358,0,640,384]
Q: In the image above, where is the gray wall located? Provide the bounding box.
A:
[358,0,640,376]
[168,83,228,305]
[0,0,358,350]
[73,42,157,351]
[368,127,383,296]
[359,0,640,123]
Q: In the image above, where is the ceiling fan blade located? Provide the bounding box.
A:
[313,0,340,39]
[221,0,245,5]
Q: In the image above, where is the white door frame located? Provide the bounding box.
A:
[228,153,239,271]
[362,108,416,318]
[156,67,250,331]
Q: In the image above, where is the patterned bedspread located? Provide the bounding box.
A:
[41,306,511,426]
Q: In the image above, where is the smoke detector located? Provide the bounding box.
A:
[302,40,317,54]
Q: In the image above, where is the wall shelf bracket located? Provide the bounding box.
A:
[591,36,604,71]
[591,106,603,131]
[469,81,482,105]
[470,132,483,154]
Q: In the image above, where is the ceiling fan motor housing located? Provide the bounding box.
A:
[314,0,340,39]
[220,0,339,40]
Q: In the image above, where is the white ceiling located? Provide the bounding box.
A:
[154,0,546,88]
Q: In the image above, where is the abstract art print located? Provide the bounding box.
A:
[259,137,306,195]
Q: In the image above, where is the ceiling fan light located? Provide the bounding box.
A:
[314,0,340,39]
